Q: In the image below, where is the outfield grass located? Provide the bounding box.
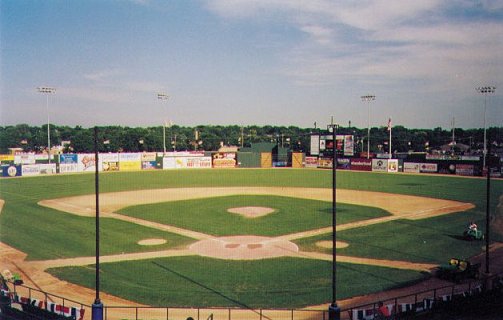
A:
[295,210,487,264]
[48,256,424,308]
[119,195,390,237]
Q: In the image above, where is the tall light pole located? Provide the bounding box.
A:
[327,121,340,320]
[476,86,496,169]
[361,95,375,159]
[37,87,56,163]
[157,93,170,155]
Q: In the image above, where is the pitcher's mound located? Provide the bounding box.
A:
[227,207,275,218]
[190,236,298,260]
[138,238,167,246]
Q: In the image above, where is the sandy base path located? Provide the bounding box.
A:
[39,187,473,219]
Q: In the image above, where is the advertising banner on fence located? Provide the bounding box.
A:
[60,154,78,164]
[59,154,78,173]
[78,154,97,172]
[141,152,157,162]
[318,157,332,169]
[419,163,438,173]
[404,162,420,173]
[163,156,212,169]
[119,153,141,171]
[305,156,318,168]
[387,159,399,173]
[344,135,354,156]
[119,161,141,171]
[142,161,157,170]
[350,158,372,171]
[14,153,36,165]
[21,164,40,176]
[59,163,79,173]
[455,164,474,176]
[310,135,320,155]
[2,165,21,177]
[186,156,212,169]
[372,159,388,172]
[101,153,119,172]
[212,153,236,168]
[337,158,351,170]
[0,155,14,163]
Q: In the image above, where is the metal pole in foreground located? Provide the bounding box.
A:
[92,127,103,320]
[327,122,340,320]
[485,143,491,274]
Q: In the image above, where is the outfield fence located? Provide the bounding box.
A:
[6,272,503,320]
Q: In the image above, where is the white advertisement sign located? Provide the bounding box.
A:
[78,154,97,172]
[163,156,212,169]
[387,159,399,173]
[419,163,438,173]
[310,135,320,155]
[119,153,141,161]
[59,163,79,174]
[404,162,421,173]
[372,159,388,172]
[22,164,41,176]
[14,154,36,165]
[100,153,119,162]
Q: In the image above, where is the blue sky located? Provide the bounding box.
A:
[1,0,501,129]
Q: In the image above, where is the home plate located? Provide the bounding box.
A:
[189,235,299,260]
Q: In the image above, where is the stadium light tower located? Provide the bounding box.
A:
[37,87,56,164]
[361,95,375,159]
[475,86,496,169]
[157,93,170,155]
[327,120,340,320]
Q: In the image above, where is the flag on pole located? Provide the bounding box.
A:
[387,118,392,131]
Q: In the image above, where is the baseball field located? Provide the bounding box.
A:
[1,168,502,310]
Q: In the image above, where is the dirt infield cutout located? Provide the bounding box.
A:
[227,206,275,218]
[137,238,167,246]
[316,240,350,249]
[189,235,299,260]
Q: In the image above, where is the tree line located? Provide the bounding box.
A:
[0,124,501,155]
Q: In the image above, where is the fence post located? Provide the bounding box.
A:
[167,307,169,320]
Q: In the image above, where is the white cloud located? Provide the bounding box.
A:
[206,0,502,92]
[83,69,124,83]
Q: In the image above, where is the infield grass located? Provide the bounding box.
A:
[119,195,390,237]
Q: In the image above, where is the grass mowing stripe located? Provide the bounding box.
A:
[47,256,424,308]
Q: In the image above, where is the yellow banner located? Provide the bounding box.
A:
[0,155,14,161]
[119,161,141,171]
